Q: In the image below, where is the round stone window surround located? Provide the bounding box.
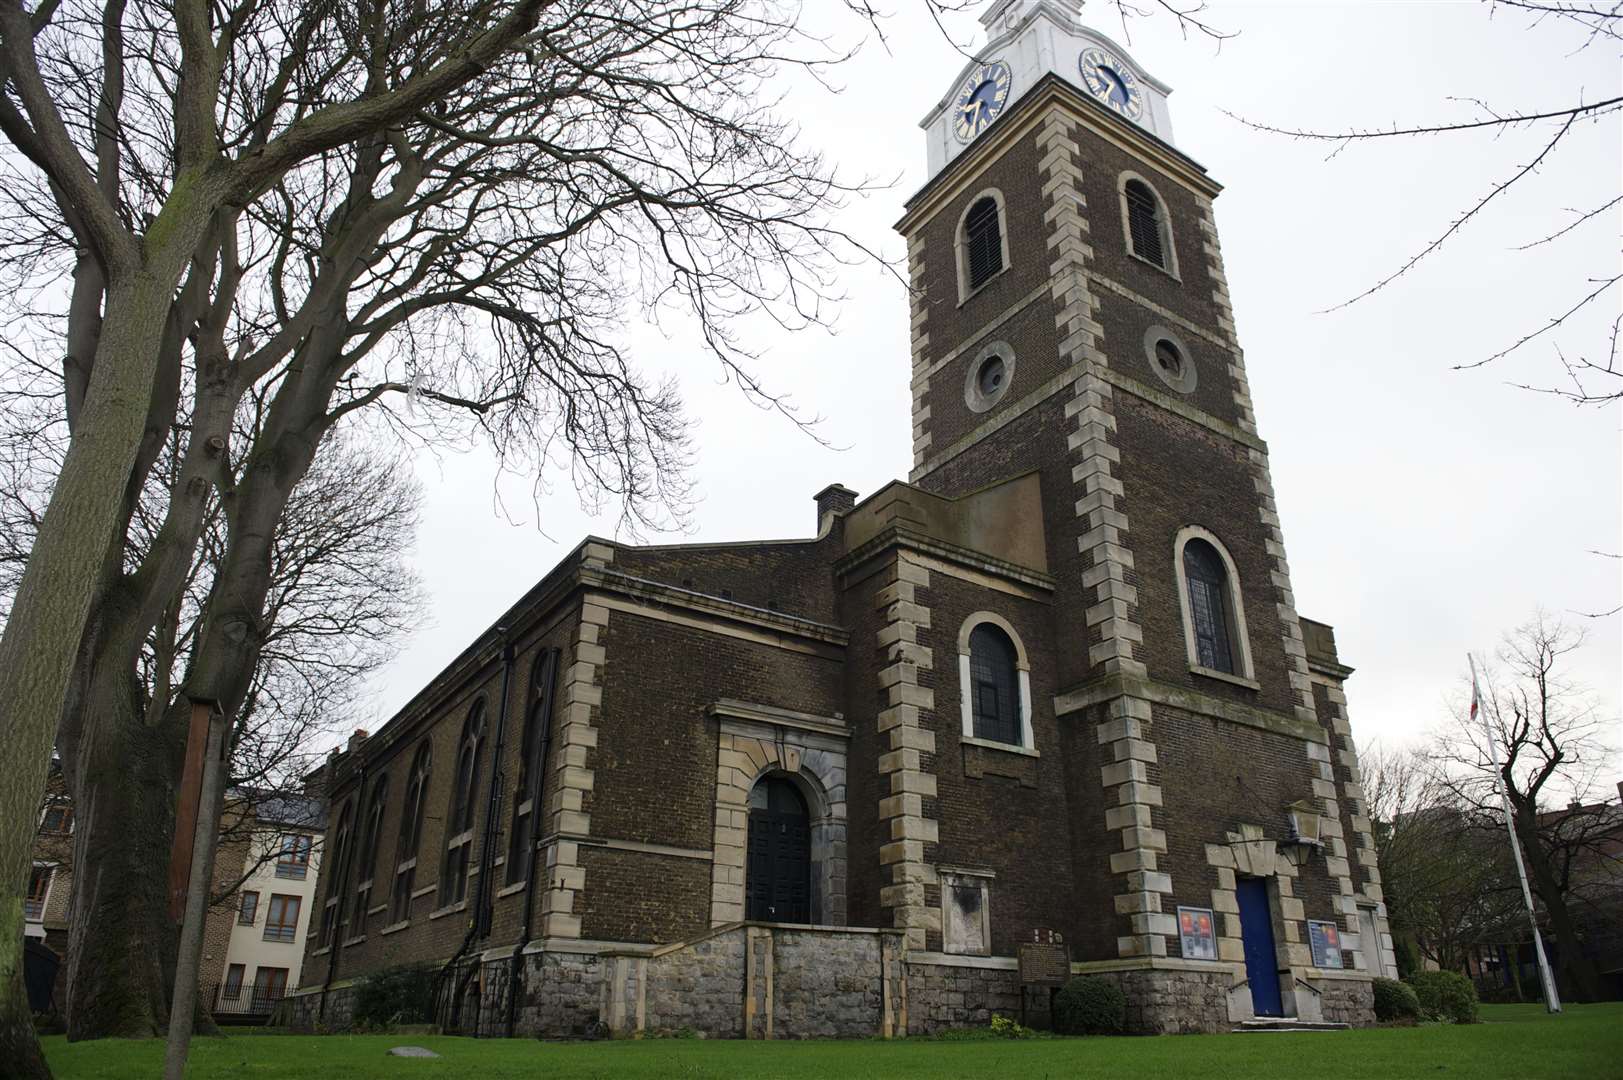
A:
[1142,324,1198,395]
[964,340,1016,414]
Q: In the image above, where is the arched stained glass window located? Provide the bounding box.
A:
[968,623,1020,745]
[1183,538,1236,674]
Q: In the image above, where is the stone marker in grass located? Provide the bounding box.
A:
[387,1047,440,1058]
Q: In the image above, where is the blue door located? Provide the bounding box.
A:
[1237,877,1283,1017]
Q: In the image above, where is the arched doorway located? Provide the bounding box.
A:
[745,776,811,923]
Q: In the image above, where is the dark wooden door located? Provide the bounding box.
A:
[1237,877,1283,1017]
[746,778,811,923]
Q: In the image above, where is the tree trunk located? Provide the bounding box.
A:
[1516,811,1602,1002]
[63,660,187,1039]
[0,261,203,1078]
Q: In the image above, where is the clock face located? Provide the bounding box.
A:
[952,61,1013,143]
[1079,47,1144,121]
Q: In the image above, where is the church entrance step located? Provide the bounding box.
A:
[1231,1019,1351,1033]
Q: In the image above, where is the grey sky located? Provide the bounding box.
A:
[361,1,1620,781]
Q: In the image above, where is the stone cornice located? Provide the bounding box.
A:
[1054,672,1328,745]
[834,524,1055,594]
[582,567,850,647]
[707,698,850,740]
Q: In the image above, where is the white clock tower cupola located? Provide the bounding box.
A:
[921,0,1177,182]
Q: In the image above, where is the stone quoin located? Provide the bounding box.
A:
[288,0,1390,1037]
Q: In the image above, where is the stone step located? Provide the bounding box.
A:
[1232,1019,1351,1033]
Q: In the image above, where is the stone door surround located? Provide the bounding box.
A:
[706,700,848,928]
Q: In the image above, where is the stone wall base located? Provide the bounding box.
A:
[284,937,1373,1038]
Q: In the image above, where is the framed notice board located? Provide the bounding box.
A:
[1308,919,1344,969]
[1177,906,1217,961]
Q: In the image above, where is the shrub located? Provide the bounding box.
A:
[1408,971,1479,1024]
[934,1015,1046,1041]
[350,965,439,1030]
[1371,977,1420,1023]
[1052,976,1127,1036]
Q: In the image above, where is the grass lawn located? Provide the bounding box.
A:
[39,1003,1623,1079]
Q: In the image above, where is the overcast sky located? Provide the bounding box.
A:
[357,1,1620,784]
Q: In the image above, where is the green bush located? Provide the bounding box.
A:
[1052,976,1127,1036]
[1408,971,1479,1024]
[350,965,439,1030]
[933,1015,1046,1041]
[1371,977,1420,1023]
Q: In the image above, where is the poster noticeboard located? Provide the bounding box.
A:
[1308,919,1344,969]
[1177,906,1217,961]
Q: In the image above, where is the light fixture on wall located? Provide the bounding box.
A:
[1281,801,1325,869]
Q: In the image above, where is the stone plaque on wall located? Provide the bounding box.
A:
[1017,943,1069,986]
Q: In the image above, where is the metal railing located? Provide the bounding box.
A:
[208,982,286,1021]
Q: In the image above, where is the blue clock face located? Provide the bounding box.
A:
[1079,48,1144,121]
[952,61,1013,142]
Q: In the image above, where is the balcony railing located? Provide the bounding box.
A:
[209,982,286,1021]
[274,862,308,880]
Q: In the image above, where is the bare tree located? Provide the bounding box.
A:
[1362,743,1521,973]
[1230,0,1621,403]
[0,0,923,1064]
[1433,611,1620,1001]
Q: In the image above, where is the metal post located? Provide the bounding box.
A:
[164,699,228,1079]
[1470,654,1561,1014]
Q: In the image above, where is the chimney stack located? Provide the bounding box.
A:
[814,484,858,536]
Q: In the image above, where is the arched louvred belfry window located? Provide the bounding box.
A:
[968,623,1020,745]
[1183,538,1237,674]
[963,196,1004,290]
[1124,179,1166,268]
[440,698,488,907]
[389,741,431,924]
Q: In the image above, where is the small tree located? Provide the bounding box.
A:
[1433,612,1620,1002]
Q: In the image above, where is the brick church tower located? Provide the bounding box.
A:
[292,0,1391,1038]
[893,0,1395,1012]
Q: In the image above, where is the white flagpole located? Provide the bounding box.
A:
[1469,652,1562,1014]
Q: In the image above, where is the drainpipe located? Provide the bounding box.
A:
[507,646,560,1037]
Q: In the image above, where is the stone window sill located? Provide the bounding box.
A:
[961,735,1039,758]
[411,883,437,899]
[495,881,527,899]
[341,935,366,948]
[379,920,410,936]
[428,901,467,921]
[1128,247,1181,282]
[1189,665,1261,691]
[957,263,1010,308]
[310,946,331,958]
[367,904,388,917]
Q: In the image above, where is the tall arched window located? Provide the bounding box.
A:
[507,649,560,886]
[389,741,431,924]
[968,623,1021,745]
[1183,538,1237,674]
[1123,178,1167,269]
[319,800,354,948]
[963,195,1004,291]
[440,698,487,906]
[352,775,389,934]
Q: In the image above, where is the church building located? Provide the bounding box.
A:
[291,0,1391,1037]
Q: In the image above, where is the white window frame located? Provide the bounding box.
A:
[1172,525,1256,686]
[1117,171,1180,280]
[956,612,1035,753]
[24,861,55,928]
[954,187,1012,303]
